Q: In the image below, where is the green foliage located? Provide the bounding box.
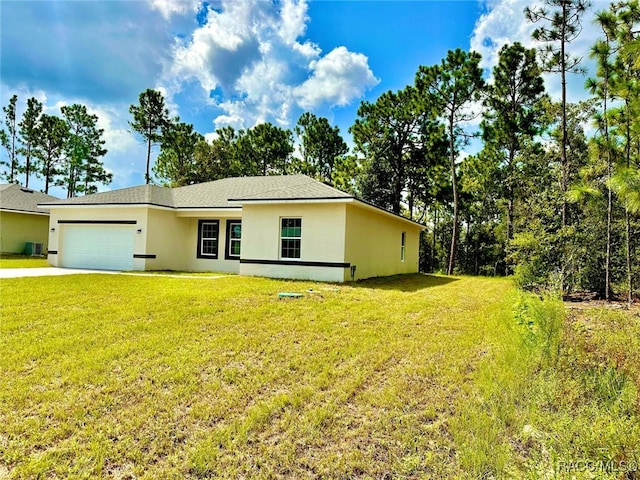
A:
[129,89,170,184]
[611,166,640,213]
[525,0,591,76]
[0,94,19,183]
[351,86,433,215]
[59,104,110,198]
[192,126,242,182]
[153,120,204,186]
[416,48,485,274]
[235,122,294,176]
[294,112,347,184]
[472,42,548,274]
[17,97,43,188]
[32,114,69,194]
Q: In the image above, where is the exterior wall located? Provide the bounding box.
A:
[43,201,422,279]
[0,211,50,253]
[344,204,421,281]
[47,206,150,270]
[143,208,190,271]
[183,216,242,273]
[239,202,348,282]
[47,207,244,273]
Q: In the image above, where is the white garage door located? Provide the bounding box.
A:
[61,225,135,271]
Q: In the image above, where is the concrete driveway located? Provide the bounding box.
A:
[0,267,121,279]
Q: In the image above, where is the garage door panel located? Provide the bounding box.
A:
[61,226,135,271]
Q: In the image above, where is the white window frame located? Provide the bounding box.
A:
[198,220,219,258]
[401,231,406,262]
[280,217,302,259]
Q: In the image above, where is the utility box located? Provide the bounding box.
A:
[25,242,43,256]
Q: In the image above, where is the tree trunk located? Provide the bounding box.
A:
[447,122,459,276]
[25,145,31,188]
[560,2,568,229]
[605,99,612,302]
[146,137,152,184]
[626,209,632,305]
[44,165,50,194]
[433,207,438,272]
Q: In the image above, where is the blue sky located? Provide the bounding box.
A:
[1,0,608,197]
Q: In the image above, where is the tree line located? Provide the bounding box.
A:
[0,98,109,198]
[1,0,638,300]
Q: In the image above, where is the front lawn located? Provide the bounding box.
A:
[0,274,638,478]
[0,254,49,268]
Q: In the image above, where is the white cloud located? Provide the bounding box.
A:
[162,0,377,131]
[471,0,614,103]
[470,0,539,71]
[294,47,379,110]
[149,0,198,20]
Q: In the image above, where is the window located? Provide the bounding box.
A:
[197,220,219,258]
[280,218,301,259]
[225,220,242,260]
[401,231,406,262]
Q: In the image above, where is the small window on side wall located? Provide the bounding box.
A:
[225,220,242,260]
[401,231,406,262]
[198,220,219,259]
[281,218,301,259]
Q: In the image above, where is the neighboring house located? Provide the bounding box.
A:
[39,175,424,282]
[0,184,59,254]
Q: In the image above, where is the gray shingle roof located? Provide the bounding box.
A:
[0,184,60,214]
[35,175,425,227]
[38,184,174,208]
[225,175,352,202]
[38,175,353,209]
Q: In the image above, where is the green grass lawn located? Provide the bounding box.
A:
[0,274,638,479]
[0,254,49,268]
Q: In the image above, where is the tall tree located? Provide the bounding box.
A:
[608,0,640,304]
[33,114,69,194]
[129,89,170,184]
[195,126,243,181]
[585,9,617,300]
[0,95,19,183]
[236,123,294,176]
[415,48,485,275]
[525,0,591,227]
[481,43,547,250]
[18,97,43,188]
[351,87,426,215]
[153,120,204,186]
[60,104,109,198]
[295,113,348,184]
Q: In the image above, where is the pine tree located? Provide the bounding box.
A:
[129,89,170,184]
[415,48,485,275]
[18,97,43,188]
[0,95,19,183]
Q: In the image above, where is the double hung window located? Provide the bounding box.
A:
[226,220,242,260]
[280,218,301,259]
[198,220,219,258]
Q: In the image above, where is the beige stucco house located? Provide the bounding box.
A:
[0,184,59,254]
[39,175,424,282]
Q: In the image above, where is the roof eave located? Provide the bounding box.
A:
[0,207,50,216]
[38,202,175,210]
[351,199,427,229]
[227,197,354,204]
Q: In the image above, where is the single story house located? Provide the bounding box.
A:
[39,175,424,282]
[0,184,59,254]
